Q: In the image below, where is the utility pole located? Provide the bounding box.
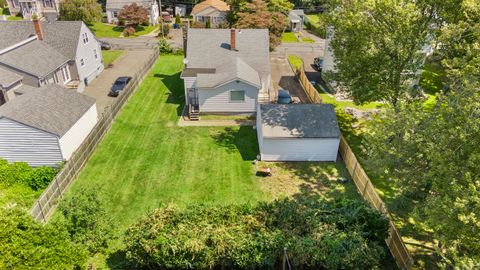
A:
[282,247,287,270]
[158,0,164,36]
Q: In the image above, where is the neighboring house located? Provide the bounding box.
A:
[180,28,270,119]
[106,0,159,25]
[5,0,60,20]
[288,9,305,32]
[0,83,97,167]
[0,20,104,92]
[191,0,229,28]
[257,104,340,161]
[175,4,187,17]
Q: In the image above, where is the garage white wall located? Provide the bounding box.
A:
[0,117,62,167]
[59,104,98,160]
[261,137,339,161]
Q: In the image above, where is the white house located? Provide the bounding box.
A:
[288,9,305,32]
[191,0,229,28]
[0,83,97,167]
[106,0,159,25]
[0,20,104,92]
[5,0,60,20]
[180,28,270,119]
[257,104,340,161]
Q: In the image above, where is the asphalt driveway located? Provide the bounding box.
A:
[83,49,157,114]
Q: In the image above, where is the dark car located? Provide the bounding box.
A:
[313,57,323,71]
[99,40,111,50]
[277,89,292,104]
[108,77,132,97]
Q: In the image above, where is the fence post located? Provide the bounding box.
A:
[37,201,46,223]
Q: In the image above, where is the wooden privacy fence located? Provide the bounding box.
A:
[338,136,414,270]
[30,49,160,222]
[295,67,323,103]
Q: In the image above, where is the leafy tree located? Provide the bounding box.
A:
[266,0,293,14]
[125,198,389,269]
[53,186,114,254]
[118,3,149,36]
[327,0,439,108]
[0,207,88,269]
[234,0,287,50]
[0,159,57,191]
[59,0,102,24]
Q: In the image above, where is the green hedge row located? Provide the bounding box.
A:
[125,198,390,269]
[0,159,57,191]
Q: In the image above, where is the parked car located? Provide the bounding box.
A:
[313,57,323,71]
[99,40,111,50]
[277,89,292,104]
[108,77,132,97]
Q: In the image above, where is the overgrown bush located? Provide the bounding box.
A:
[0,207,88,269]
[0,159,57,190]
[125,198,389,269]
[53,186,114,254]
[159,38,173,54]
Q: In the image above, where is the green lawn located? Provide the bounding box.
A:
[419,59,446,95]
[89,22,158,38]
[305,14,327,38]
[102,50,124,67]
[7,15,23,21]
[282,32,298,43]
[288,54,303,71]
[60,55,361,268]
[302,36,315,43]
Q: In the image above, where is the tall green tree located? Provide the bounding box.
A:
[327,0,438,108]
[59,0,102,24]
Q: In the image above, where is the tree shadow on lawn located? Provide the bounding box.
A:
[106,249,135,269]
[153,72,184,116]
[211,126,258,161]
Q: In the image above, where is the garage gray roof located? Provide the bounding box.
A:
[185,29,270,85]
[0,84,96,137]
[260,104,340,138]
[0,67,22,89]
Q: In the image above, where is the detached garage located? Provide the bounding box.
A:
[257,104,340,161]
[0,84,97,167]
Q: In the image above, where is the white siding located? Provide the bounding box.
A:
[260,138,340,161]
[256,104,263,150]
[182,77,196,105]
[198,81,258,113]
[0,117,62,167]
[75,23,104,92]
[59,104,97,160]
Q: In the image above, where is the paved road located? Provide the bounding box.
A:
[83,50,157,114]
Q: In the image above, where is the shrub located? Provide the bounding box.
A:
[27,166,57,190]
[158,38,173,54]
[0,159,57,190]
[125,198,389,269]
[123,25,136,36]
[175,13,181,25]
[54,186,114,254]
[0,207,88,269]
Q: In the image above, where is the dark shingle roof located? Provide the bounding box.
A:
[0,84,96,136]
[41,21,83,59]
[0,40,69,78]
[196,56,260,88]
[0,67,22,89]
[186,29,270,79]
[0,21,36,51]
[260,104,340,138]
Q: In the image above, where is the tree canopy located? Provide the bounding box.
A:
[59,0,102,24]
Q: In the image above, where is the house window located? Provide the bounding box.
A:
[43,0,52,8]
[230,90,245,102]
[113,11,118,18]
[80,58,85,67]
[82,33,89,44]
[94,49,98,59]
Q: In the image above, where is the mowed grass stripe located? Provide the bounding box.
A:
[67,55,265,235]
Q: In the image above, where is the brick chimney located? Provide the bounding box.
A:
[32,19,43,40]
[230,28,236,51]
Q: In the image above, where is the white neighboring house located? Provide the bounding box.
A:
[257,104,340,162]
[5,0,60,20]
[288,9,305,32]
[106,0,159,25]
[191,0,229,28]
[0,83,97,167]
[0,20,104,92]
[180,29,270,119]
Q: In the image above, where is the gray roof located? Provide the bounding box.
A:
[0,21,36,51]
[288,10,304,22]
[185,29,270,86]
[260,104,340,138]
[0,40,69,78]
[291,9,305,16]
[0,67,22,89]
[106,0,154,10]
[0,84,96,137]
[196,56,260,88]
[0,21,85,77]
